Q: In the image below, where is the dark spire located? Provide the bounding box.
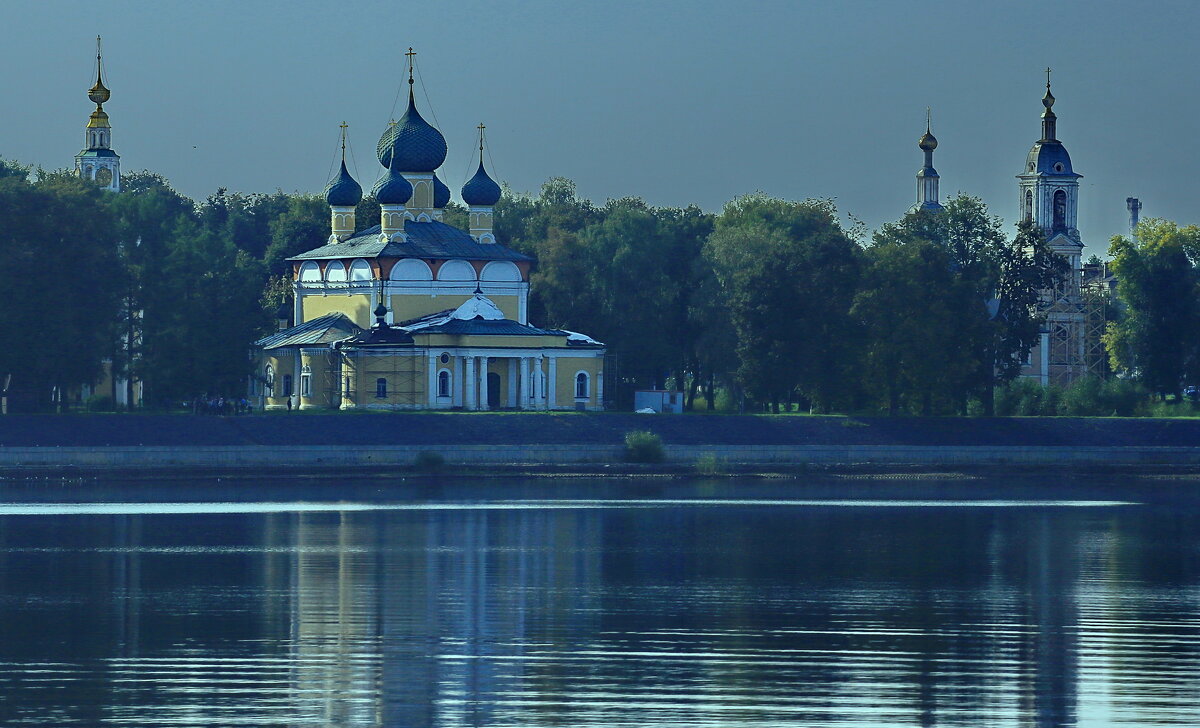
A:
[1041,67,1057,142]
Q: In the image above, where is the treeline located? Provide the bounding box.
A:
[2,157,1197,414]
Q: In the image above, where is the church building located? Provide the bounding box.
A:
[911,76,1104,387]
[75,36,120,192]
[252,58,606,411]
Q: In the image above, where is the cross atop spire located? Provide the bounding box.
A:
[1046,66,1052,90]
[339,121,348,161]
[477,122,486,162]
[925,107,931,134]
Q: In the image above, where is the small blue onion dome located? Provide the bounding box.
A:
[461,161,502,206]
[376,93,448,173]
[371,159,413,205]
[323,160,362,207]
[432,173,450,208]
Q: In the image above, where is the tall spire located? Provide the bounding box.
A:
[405,47,416,106]
[914,109,942,212]
[77,36,120,191]
[478,121,486,164]
[1041,66,1057,142]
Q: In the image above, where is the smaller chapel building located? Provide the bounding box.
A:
[252,69,605,411]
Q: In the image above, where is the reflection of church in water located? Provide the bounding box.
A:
[914,74,1111,387]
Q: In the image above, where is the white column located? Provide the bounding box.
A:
[478,356,489,410]
[519,357,530,410]
[595,364,604,410]
[465,355,477,410]
[547,356,557,410]
[1040,332,1050,387]
[507,358,517,408]
[428,354,437,407]
[453,356,463,408]
[534,356,545,410]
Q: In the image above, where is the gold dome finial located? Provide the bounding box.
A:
[88,35,110,105]
[918,108,937,151]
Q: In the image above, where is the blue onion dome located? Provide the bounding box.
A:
[323,160,362,207]
[376,93,448,173]
[371,157,413,205]
[432,173,450,208]
[461,161,502,206]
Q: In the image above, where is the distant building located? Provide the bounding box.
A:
[252,55,606,411]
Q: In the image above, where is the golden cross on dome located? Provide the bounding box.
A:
[405,47,416,85]
[1045,66,1052,89]
[925,107,931,132]
[339,121,348,159]
[477,122,486,151]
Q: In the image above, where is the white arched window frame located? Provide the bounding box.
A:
[300,365,312,397]
[389,258,434,281]
[480,261,522,282]
[437,259,477,282]
[437,369,452,398]
[325,260,347,283]
[349,259,373,283]
[575,371,590,399]
[298,261,322,282]
[264,364,274,396]
[416,213,432,223]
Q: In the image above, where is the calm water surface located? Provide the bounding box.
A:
[0,476,1198,727]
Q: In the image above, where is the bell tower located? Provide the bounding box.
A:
[75,36,121,192]
[1016,69,1082,275]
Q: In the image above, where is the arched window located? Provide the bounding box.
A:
[575,371,590,399]
[1053,190,1067,231]
[376,378,388,398]
[282,374,293,397]
[264,364,274,395]
[437,370,451,398]
[1024,190,1033,223]
[300,365,312,397]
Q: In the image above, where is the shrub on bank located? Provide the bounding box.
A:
[86,394,115,412]
[413,450,445,471]
[624,430,664,463]
[694,453,725,475]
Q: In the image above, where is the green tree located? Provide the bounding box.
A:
[1103,219,1200,397]
[705,195,863,412]
[263,195,328,276]
[853,239,983,414]
[0,171,121,409]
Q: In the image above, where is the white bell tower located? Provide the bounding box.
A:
[75,36,121,193]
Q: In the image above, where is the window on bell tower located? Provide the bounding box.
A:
[1024,190,1033,223]
[1053,190,1067,232]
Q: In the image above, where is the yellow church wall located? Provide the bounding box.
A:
[554,357,603,410]
[301,293,373,328]
[299,350,338,410]
[261,351,296,410]
[339,352,430,409]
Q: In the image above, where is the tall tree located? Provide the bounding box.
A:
[705,195,863,412]
[1103,218,1200,397]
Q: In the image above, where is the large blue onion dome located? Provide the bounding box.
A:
[461,161,501,206]
[323,160,362,207]
[432,173,450,208]
[376,92,448,173]
[371,158,413,206]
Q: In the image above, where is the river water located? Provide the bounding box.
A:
[0,476,1197,727]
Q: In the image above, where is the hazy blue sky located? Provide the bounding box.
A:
[5,0,1197,255]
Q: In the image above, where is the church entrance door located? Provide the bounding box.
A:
[487,372,501,409]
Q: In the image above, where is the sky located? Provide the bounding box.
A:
[4,0,1198,257]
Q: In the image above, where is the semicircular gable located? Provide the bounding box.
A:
[480,261,522,282]
[324,261,347,282]
[349,259,373,281]
[389,258,433,281]
[298,261,322,282]
[437,259,477,281]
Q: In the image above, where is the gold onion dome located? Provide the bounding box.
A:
[89,77,110,105]
[918,129,938,152]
